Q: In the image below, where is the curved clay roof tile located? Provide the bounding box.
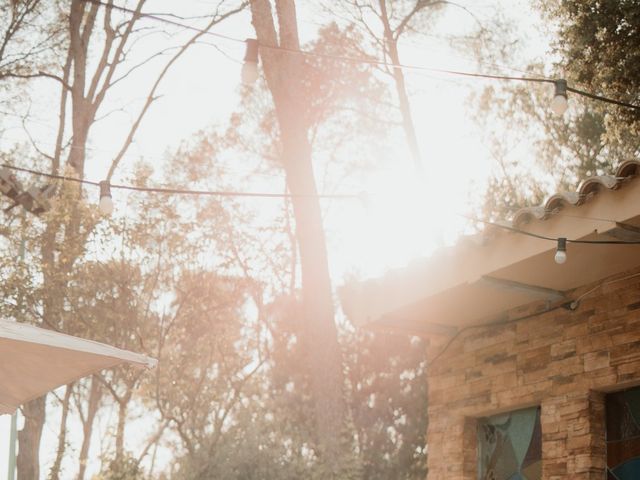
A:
[512,206,546,227]
[506,160,640,229]
[545,192,581,211]
[578,175,619,196]
[616,160,640,179]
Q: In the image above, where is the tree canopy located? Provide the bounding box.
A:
[0,0,637,478]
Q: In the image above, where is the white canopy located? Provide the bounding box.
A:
[0,319,156,414]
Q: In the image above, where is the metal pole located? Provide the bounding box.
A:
[7,413,17,480]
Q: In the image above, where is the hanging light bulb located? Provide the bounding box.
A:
[554,237,567,264]
[99,180,113,215]
[241,39,259,85]
[551,79,568,116]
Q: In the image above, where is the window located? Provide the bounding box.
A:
[606,386,640,479]
[477,406,541,480]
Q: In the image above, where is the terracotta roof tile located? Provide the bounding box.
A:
[510,160,640,228]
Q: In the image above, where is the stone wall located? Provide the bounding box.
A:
[426,269,640,479]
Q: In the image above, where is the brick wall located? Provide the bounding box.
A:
[425,269,640,479]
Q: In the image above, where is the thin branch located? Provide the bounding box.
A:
[0,71,71,90]
[107,45,184,89]
[51,45,73,175]
[106,1,248,180]
[90,0,145,113]
[86,0,116,101]
[135,419,170,466]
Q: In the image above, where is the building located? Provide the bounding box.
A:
[341,160,640,479]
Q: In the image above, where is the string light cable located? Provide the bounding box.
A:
[82,0,640,112]
[459,213,640,266]
[0,164,360,200]
[464,214,640,245]
[4,162,640,247]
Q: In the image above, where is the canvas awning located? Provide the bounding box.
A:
[0,319,157,414]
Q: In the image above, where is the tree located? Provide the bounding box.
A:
[249,1,352,476]
[345,329,428,480]
[0,1,245,477]
[334,0,447,175]
[163,14,431,477]
[475,1,640,220]
[0,1,433,477]
[541,0,640,139]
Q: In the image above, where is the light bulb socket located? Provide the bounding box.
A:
[557,237,567,253]
[243,39,259,64]
[99,180,112,200]
[554,79,568,99]
[555,237,567,264]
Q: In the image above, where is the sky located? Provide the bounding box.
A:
[0,0,553,477]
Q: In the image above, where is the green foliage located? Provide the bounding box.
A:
[93,454,144,480]
[168,21,428,478]
[476,1,640,219]
[0,5,428,480]
[542,0,640,133]
[345,330,428,480]
[174,301,427,480]
[538,0,640,161]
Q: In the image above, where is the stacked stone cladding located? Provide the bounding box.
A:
[425,268,640,480]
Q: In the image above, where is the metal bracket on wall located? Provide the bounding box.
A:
[479,275,567,302]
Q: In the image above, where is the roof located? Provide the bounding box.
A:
[340,160,640,339]
[510,160,640,228]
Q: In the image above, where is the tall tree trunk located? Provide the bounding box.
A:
[77,376,101,480]
[250,0,348,475]
[17,188,61,480]
[49,384,74,480]
[378,0,423,176]
[67,0,99,175]
[115,390,132,463]
[11,1,244,476]
[16,395,45,480]
[283,116,347,471]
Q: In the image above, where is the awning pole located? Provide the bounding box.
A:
[8,412,17,480]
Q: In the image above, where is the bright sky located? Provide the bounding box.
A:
[0,0,552,477]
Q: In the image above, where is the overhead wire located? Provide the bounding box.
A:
[82,0,640,112]
[460,213,640,245]
[82,0,247,44]
[7,2,640,239]
[3,163,640,246]
[6,1,636,359]
[0,163,359,200]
